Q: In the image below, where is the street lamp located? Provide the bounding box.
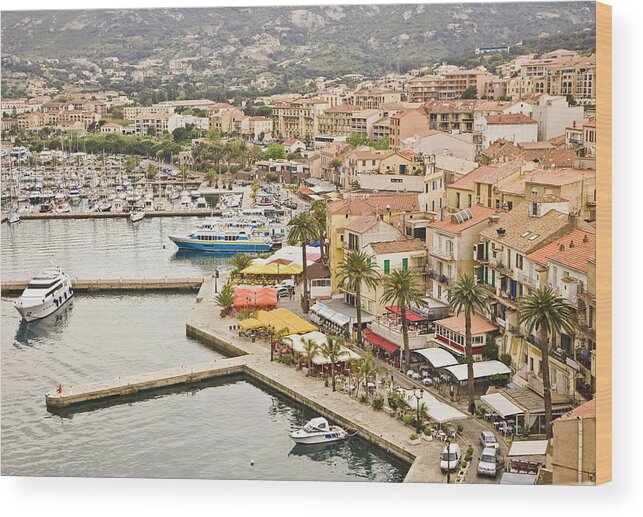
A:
[412,387,424,434]
[214,269,220,293]
[446,436,452,484]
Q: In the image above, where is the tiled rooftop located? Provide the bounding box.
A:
[526,229,595,273]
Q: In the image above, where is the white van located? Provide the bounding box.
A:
[477,447,499,477]
[440,443,461,473]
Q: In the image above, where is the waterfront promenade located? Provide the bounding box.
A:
[2,277,205,293]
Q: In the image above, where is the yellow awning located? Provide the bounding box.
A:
[241,262,303,276]
[238,318,263,330]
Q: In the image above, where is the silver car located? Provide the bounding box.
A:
[480,430,499,449]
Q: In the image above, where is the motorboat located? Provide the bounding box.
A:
[55,203,71,213]
[68,185,82,202]
[8,209,20,224]
[179,191,192,210]
[190,189,200,200]
[289,418,348,445]
[195,196,208,209]
[168,223,273,253]
[14,264,74,322]
[130,209,145,222]
[39,203,53,213]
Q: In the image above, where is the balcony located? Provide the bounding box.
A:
[515,271,537,288]
[370,319,428,350]
[428,272,454,286]
[430,247,455,261]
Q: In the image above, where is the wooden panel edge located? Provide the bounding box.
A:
[595,0,612,485]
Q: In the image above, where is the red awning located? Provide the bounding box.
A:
[363,328,399,354]
[385,306,425,322]
[299,187,315,196]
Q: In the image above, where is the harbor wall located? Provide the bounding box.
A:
[1,278,205,294]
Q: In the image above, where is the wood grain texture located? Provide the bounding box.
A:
[596,1,612,485]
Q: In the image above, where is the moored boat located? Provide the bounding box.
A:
[168,223,273,253]
[130,209,145,222]
[14,264,74,322]
[289,418,348,445]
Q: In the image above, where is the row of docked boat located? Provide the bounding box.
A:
[13,263,74,322]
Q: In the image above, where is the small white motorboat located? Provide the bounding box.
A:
[130,209,145,222]
[8,209,20,224]
[289,418,348,445]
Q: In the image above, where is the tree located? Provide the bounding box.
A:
[301,337,320,376]
[125,156,140,173]
[146,163,157,180]
[329,158,343,189]
[461,86,478,99]
[263,143,285,160]
[250,178,260,202]
[336,250,381,347]
[309,199,328,263]
[215,283,235,317]
[146,125,157,137]
[230,252,252,278]
[320,335,346,392]
[380,269,424,372]
[206,168,219,187]
[448,273,488,415]
[482,335,499,361]
[518,285,576,439]
[287,212,318,313]
[358,352,377,400]
[271,327,292,362]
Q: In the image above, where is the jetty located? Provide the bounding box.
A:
[2,277,204,294]
[13,209,220,221]
[44,276,457,483]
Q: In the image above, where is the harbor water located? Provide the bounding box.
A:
[1,219,408,481]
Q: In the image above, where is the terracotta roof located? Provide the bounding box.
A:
[369,239,426,254]
[249,116,269,121]
[391,109,427,120]
[498,176,529,196]
[557,399,596,422]
[479,202,572,253]
[448,166,498,191]
[306,262,331,280]
[521,149,577,168]
[484,113,536,125]
[436,314,497,335]
[518,141,554,150]
[477,160,522,184]
[345,215,381,233]
[430,204,498,235]
[526,229,595,273]
[483,139,521,160]
[525,168,595,187]
[329,193,420,215]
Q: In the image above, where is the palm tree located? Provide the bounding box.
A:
[448,273,488,415]
[380,269,424,372]
[287,212,317,313]
[230,252,252,279]
[250,178,260,203]
[309,200,328,264]
[271,326,293,362]
[320,335,346,392]
[359,352,377,400]
[336,250,381,347]
[301,337,319,376]
[519,285,576,439]
[215,283,235,317]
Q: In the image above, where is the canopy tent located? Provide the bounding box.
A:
[399,389,467,424]
[309,301,351,329]
[445,360,512,381]
[286,331,359,365]
[233,287,277,310]
[252,245,320,267]
[413,347,458,368]
[238,318,263,330]
[241,262,303,276]
[242,309,317,335]
[363,328,399,354]
[481,393,524,418]
[500,473,537,485]
[507,440,548,457]
[385,306,426,323]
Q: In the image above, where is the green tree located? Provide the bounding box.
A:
[206,168,219,187]
[320,335,346,392]
[215,283,235,317]
[250,178,260,202]
[270,326,292,362]
[301,337,320,376]
[286,212,318,313]
[518,286,576,439]
[358,352,377,400]
[230,252,253,278]
[380,269,424,372]
[263,143,286,160]
[448,273,488,415]
[146,125,157,137]
[309,199,328,263]
[146,163,157,180]
[461,86,478,99]
[336,250,381,347]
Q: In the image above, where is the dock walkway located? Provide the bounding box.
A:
[13,209,219,221]
[2,277,205,293]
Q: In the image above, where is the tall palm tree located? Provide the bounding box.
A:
[301,337,320,376]
[380,269,424,372]
[215,283,235,318]
[320,335,346,392]
[519,285,576,439]
[336,250,381,347]
[309,200,328,264]
[287,212,317,313]
[448,273,488,415]
[230,252,252,279]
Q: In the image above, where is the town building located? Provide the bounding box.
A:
[474,113,538,150]
[530,95,585,141]
[389,109,429,150]
[401,129,476,162]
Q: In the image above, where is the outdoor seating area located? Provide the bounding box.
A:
[238,308,317,337]
[363,327,400,367]
[239,262,303,285]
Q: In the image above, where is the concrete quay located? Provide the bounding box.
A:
[2,277,205,294]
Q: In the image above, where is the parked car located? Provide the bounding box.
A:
[477,447,500,477]
[480,431,500,450]
[440,443,461,473]
[275,279,295,290]
[276,286,294,298]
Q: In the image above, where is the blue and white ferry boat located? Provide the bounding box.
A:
[168,222,273,253]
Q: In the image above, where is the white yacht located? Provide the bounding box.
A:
[14,265,74,322]
[8,209,20,224]
[130,209,145,222]
[289,418,348,445]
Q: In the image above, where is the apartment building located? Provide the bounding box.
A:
[123,105,175,120]
[351,109,383,138]
[389,109,429,150]
[349,89,402,110]
[530,95,585,141]
[427,204,498,303]
[474,113,538,150]
[318,105,363,136]
[272,98,329,140]
[401,129,476,161]
[565,118,596,157]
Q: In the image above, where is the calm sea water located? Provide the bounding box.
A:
[1,217,231,280]
[0,291,407,481]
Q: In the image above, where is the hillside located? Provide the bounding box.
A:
[2,3,596,79]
